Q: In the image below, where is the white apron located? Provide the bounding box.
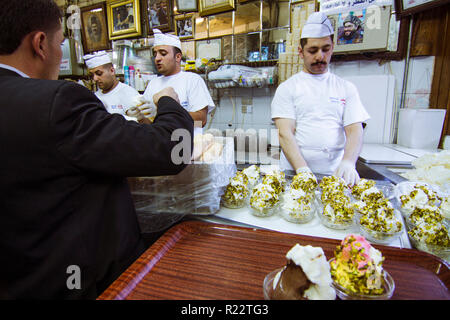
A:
[279,73,347,174]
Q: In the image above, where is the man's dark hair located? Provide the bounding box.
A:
[173,47,182,58]
[300,34,334,48]
[0,0,62,55]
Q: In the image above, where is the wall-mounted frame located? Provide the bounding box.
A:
[175,14,195,39]
[331,6,392,53]
[195,38,222,60]
[80,3,111,53]
[394,0,449,18]
[316,2,412,62]
[146,0,174,33]
[107,0,142,40]
[176,0,198,12]
[199,0,235,17]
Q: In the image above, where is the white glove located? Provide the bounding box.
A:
[333,160,360,186]
[138,103,157,120]
[124,106,145,120]
[295,166,313,175]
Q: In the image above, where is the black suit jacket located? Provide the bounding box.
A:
[0,67,193,299]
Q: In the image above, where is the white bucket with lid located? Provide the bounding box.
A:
[397,108,446,149]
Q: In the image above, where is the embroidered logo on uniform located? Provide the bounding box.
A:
[181,101,189,108]
[110,105,124,110]
[329,97,346,106]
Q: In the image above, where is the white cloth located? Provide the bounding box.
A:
[271,71,370,174]
[153,29,181,50]
[301,12,334,39]
[83,51,112,69]
[143,71,215,135]
[95,82,139,120]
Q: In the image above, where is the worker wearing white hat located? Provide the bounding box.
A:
[271,12,370,186]
[143,29,214,134]
[84,51,144,122]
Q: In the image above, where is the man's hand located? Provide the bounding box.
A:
[295,166,313,175]
[333,160,360,186]
[152,87,180,106]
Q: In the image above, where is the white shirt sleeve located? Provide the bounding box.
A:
[342,81,370,127]
[187,73,215,113]
[271,80,296,120]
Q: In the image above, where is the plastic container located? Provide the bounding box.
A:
[123,66,130,85]
[329,259,395,300]
[129,66,135,88]
[397,109,446,149]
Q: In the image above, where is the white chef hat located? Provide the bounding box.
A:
[153,29,181,50]
[83,51,112,69]
[301,12,334,39]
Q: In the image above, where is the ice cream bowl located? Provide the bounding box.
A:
[408,235,450,262]
[328,259,395,300]
[280,208,315,224]
[262,267,283,300]
[249,204,278,217]
[357,220,404,245]
[279,195,316,224]
[220,195,249,209]
[316,206,354,230]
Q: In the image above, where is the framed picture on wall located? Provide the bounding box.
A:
[146,0,174,33]
[199,0,235,17]
[80,3,111,53]
[195,38,222,60]
[176,0,198,12]
[107,0,142,40]
[175,14,195,39]
[394,0,449,17]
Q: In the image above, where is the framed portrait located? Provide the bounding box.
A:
[176,0,198,12]
[80,3,111,53]
[195,38,222,60]
[107,0,142,40]
[394,0,449,17]
[175,14,195,39]
[146,0,174,33]
[199,0,235,17]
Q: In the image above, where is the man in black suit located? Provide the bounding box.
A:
[0,0,193,299]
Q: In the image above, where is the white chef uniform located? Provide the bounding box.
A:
[84,51,139,121]
[143,71,214,115]
[271,71,370,174]
[144,29,215,135]
[95,82,139,119]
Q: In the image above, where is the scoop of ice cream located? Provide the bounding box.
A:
[360,187,385,204]
[321,193,354,224]
[242,165,260,186]
[400,188,431,213]
[272,262,311,300]
[408,220,449,246]
[409,204,443,225]
[291,170,318,193]
[250,183,279,210]
[262,171,285,194]
[272,244,336,300]
[360,207,403,233]
[353,197,393,216]
[330,234,385,295]
[319,175,347,194]
[351,178,376,200]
